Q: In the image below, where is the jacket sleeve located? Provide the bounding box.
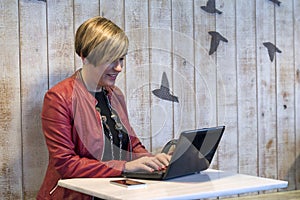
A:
[128,126,153,160]
[42,89,126,179]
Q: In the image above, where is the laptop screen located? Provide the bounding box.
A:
[164,126,225,179]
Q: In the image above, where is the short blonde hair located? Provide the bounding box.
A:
[75,16,128,66]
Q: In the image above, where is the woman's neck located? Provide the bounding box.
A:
[80,66,103,92]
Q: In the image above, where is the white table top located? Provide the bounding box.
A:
[58,169,288,200]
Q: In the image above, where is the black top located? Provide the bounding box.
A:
[94,91,129,161]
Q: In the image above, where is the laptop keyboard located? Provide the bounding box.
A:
[152,169,167,174]
[122,168,167,180]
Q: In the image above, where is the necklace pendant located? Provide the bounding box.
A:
[111,114,117,120]
[101,116,107,123]
[115,123,122,131]
[118,132,123,139]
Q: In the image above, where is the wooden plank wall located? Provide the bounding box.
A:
[0,0,299,199]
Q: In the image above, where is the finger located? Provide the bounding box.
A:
[139,158,160,172]
[155,153,171,167]
[145,158,162,170]
[161,154,171,165]
[135,157,158,171]
[139,164,155,172]
[150,158,165,170]
[153,156,171,170]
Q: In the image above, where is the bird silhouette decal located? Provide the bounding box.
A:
[269,0,281,6]
[152,72,179,103]
[208,31,228,55]
[263,42,282,62]
[201,0,222,14]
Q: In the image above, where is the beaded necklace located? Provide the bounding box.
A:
[96,90,125,161]
[79,70,125,160]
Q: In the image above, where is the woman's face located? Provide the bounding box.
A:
[96,57,125,87]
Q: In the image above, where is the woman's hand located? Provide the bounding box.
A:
[124,153,171,172]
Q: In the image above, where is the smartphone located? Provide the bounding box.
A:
[110,179,146,189]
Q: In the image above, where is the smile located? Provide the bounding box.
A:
[107,74,117,77]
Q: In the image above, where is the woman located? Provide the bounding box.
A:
[37,16,170,200]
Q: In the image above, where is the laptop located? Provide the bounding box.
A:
[122,126,225,180]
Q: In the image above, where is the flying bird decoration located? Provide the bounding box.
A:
[201,0,222,14]
[152,72,179,103]
[269,0,281,6]
[263,42,282,62]
[208,31,228,55]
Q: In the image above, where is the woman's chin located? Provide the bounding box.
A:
[98,81,116,88]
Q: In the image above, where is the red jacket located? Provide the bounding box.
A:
[37,70,150,199]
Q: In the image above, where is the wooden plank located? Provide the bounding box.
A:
[295,0,300,190]
[214,0,239,173]
[148,0,173,153]
[275,0,296,190]
[100,0,126,97]
[74,0,100,70]
[194,0,219,171]
[124,0,151,150]
[47,0,74,88]
[194,0,217,128]
[256,0,277,183]
[236,0,258,176]
[172,0,195,138]
[100,0,124,27]
[19,0,48,198]
[0,0,22,199]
